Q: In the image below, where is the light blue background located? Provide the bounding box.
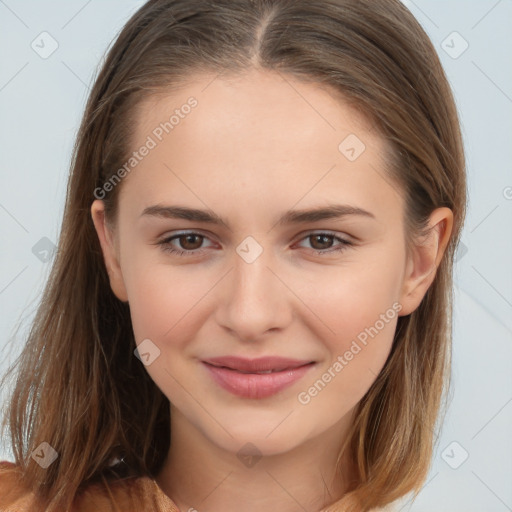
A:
[1,1,511,510]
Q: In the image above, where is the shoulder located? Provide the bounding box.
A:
[74,472,180,511]
[0,461,37,511]
[0,460,178,512]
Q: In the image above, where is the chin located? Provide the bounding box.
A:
[206,422,309,459]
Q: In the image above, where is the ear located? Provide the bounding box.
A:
[398,207,453,316]
[90,199,128,302]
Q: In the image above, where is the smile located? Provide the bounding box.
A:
[202,360,316,399]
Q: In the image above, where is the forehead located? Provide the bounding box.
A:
[133,68,379,152]
[120,69,401,221]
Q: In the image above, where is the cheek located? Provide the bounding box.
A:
[296,320,395,426]
[297,241,404,405]
[306,239,405,343]
[297,272,402,417]
[126,266,210,344]
[123,263,213,402]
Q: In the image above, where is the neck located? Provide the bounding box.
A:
[155,405,358,512]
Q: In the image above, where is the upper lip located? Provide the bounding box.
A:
[203,356,314,373]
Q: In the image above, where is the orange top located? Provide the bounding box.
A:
[0,460,399,511]
[0,461,180,512]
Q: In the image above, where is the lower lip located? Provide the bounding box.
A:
[202,362,315,399]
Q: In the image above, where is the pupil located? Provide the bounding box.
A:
[313,235,332,250]
[181,234,202,250]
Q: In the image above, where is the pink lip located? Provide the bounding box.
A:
[202,356,316,399]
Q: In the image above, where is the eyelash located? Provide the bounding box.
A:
[156,231,354,257]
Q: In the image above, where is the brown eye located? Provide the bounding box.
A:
[309,234,335,250]
[296,232,353,255]
[157,232,213,256]
[177,234,204,250]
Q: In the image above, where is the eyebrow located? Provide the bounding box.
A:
[140,204,375,230]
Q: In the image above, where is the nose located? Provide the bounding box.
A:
[214,244,293,343]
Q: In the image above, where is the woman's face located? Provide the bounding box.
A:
[92,69,441,457]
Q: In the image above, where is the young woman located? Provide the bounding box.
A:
[0,0,466,511]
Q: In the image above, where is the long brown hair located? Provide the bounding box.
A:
[1,0,466,510]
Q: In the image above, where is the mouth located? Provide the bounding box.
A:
[201,356,316,399]
[203,355,315,373]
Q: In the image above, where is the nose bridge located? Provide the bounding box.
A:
[216,239,291,340]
